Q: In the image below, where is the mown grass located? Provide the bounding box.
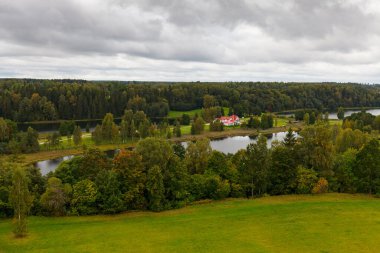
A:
[329,119,343,126]
[168,107,229,118]
[1,194,380,253]
[168,108,204,118]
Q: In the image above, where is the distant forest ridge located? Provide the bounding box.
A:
[1,79,380,122]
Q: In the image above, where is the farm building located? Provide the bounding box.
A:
[217,115,240,126]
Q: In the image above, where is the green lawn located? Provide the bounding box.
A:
[168,108,203,118]
[329,119,343,126]
[1,194,380,253]
[168,107,229,118]
[274,117,289,127]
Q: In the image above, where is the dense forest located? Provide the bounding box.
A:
[1,79,380,122]
[1,122,380,218]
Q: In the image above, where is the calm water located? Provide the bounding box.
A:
[181,131,298,154]
[34,149,120,176]
[34,155,75,176]
[280,108,380,120]
[328,109,380,120]
[35,132,296,175]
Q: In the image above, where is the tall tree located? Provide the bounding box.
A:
[146,165,165,211]
[9,167,32,237]
[185,138,212,174]
[113,150,146,209]
[174,120,181,137]
[353,139,380,194]
[337,107,345,120]
[245,135,271,196]
[40,177,71,216]
[73,126,82,146]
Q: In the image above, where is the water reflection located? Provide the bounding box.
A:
[35,149,121,176]
[182,131,299,154]
[35,132,298,175]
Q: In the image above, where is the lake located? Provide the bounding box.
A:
[328,108,380,119]
[281,108,380,119]
[181,131,298,154]
[34,149,120,176]
[34,131,296,175]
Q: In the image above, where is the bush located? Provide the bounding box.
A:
[312,178,329,194]
[295,166,318,194]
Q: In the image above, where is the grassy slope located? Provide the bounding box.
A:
[1,194,380,253]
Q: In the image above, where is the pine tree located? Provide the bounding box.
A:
[73,126,82,146]
[283,128,296,147]
[174,120,181,137]
[337,107,345,120]
[120,120,129,143]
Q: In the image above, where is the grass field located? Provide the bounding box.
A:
[1,194,380,253]
[168,108,203,118]
[168,107,229,118]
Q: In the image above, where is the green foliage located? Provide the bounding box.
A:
[203,95,217,108]
[337,107,345,120]
[146,165,165,211]
[25,166,46,215]
[283,128,297,147]
[73,126,82,146]
[335,128,368,153]
[59,121,75,136]
[185,138,212,174]
[247,116,260,129]
[188,174,230,201]
[71,179,97,215]
[173,120,181,137]
[209,119,224,132]
[300,124,334,178]
[245,135,271,196]
[353,139,380,194]
[260,113,274,129]
[40,177,71,216]
[333,149,358,193]
[191,117,205,135]
[0,162,14,217]
[202,106,222,122]
[295,166,318,194]
[269,144,297,195]
[181,114,191,125]
[113,150,146,210]
[303,112,310,125]
[136,137,173,171]
[47,132,61,147]
[9,167,33,237]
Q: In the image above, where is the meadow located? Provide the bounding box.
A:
[1,194,380,253]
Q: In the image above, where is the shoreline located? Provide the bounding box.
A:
[5,122,303,165]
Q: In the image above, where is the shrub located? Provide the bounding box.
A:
[295,166,318,194]
[312,178,329,194]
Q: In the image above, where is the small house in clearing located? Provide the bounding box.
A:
[217,115,240,126]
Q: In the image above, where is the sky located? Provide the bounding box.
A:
[1,0,380,82]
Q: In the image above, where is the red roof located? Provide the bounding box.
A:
[218,115,240,125]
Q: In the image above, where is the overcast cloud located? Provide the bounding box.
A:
[1,0,380,82]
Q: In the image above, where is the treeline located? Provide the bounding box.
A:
[0,118,39,154]
[2,122,380,218]
[0,108,227,154]
[1,79,380,121]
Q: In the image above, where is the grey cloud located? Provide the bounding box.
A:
[1,0,380,81]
